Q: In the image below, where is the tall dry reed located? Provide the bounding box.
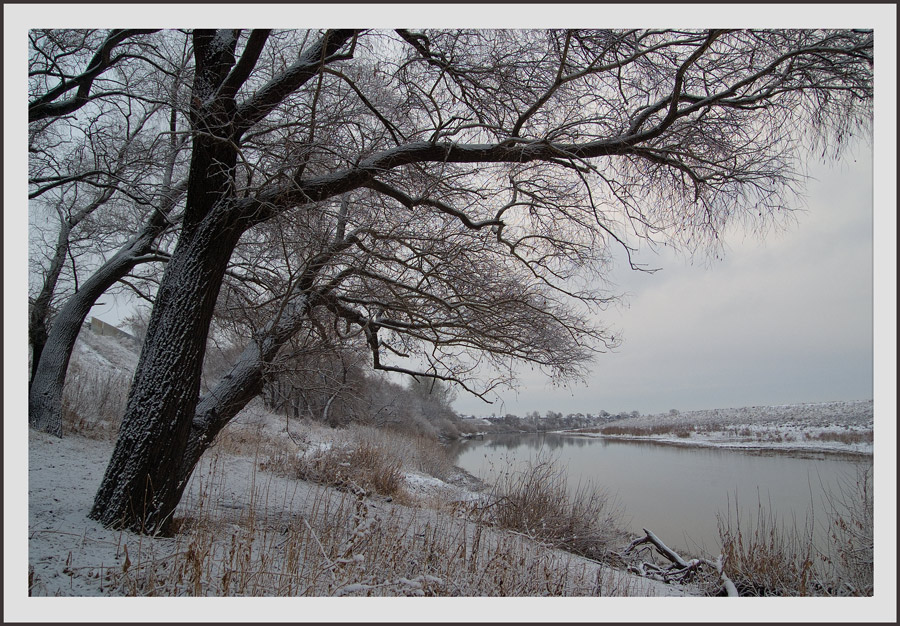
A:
[474,454,625,564]
[716,466,873,596]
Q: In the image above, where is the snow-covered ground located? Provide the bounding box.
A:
[578,401,874,456]
[23,330,687,606]
[15,330,887,619]
[25,427,683,600]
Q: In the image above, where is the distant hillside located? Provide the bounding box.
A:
[609,400,874,430]
[73,323,140,375]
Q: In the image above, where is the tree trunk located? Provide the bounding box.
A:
[28,300,89,437]
[88,29,355,533]
[89,209,242,533]
[89,265,309,533]
[29,318,48,388]
[177,295,310,488]
[89,30,247,532]
[28,216,171,436]
[29,220,73,387]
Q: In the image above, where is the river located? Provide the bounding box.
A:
[447,432,871,556]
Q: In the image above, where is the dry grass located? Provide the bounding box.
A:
[716,466,873,596]
[342,424,457,482]
[473,455,625,564]
[42,349,662,597]
[61,360,130,439]
[716,497,817,596]
[283,440,404,498]
[405,432,457,480]
[40,410,644,596]
[96,453,638,597]
[591,424,695,438]
[804,430,874,445]
[816,466,874,596]
[209,418,301,461]
[259,422,459,504]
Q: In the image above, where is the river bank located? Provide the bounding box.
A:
[563,400,874,457]
[25,410,689,603]
[566,430,873,458]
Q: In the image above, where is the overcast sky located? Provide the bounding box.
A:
[8,5,893,422]
[82,143,879,418]
[454,146,878,417]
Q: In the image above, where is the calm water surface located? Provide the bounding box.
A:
[448,433,871,555]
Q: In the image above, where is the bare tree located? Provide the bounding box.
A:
[29,101,166,381]
[27,29,872,533]
[27,30,193,436]
[28,29,161,122]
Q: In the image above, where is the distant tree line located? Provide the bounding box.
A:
[473,409,640,433]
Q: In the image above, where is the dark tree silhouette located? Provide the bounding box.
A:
[27,28,872,533]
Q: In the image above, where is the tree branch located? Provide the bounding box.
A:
[29,29,159,122]
[217,29,272,101]
[234,29,359,134]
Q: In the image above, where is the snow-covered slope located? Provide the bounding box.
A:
[70,325,140,375]
[585,400,874,455]
[618,400,874,429]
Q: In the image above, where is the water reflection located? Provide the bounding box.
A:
[463,432,588,453]
[449,433,871,556]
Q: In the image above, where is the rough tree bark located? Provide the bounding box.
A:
[89,29,360,532]
[28,220,70,386]
[28,211,173,436]
[77,28,872,535]
[178,295,311,488]
[89,209,244,531]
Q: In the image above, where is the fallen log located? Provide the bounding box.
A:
[624,528,739,597]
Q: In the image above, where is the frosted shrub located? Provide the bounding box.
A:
[268,440,405,498]
[61,360,130,438]
[804,430,874,445]
[717,498,816,596]
[818,466,873,596]
[478,455,624,563]
[410,434,456,480]
[716,467,873,597]
[357,425,456,480]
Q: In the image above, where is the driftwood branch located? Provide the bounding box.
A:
[624,528,738,597]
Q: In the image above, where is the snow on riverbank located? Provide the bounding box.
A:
[26,425,683,602]
[17,331,881,615]
[572,400,874,457]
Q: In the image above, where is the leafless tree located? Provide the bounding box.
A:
[27,29,177,122]
[27,30,193,436]
[29,100,166,379]
[27,29,871,533]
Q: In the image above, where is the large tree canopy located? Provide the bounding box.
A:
[26,28,872,533]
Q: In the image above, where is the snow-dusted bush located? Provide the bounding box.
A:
[259,422,460,500]
[477,455,625,563]
[717,498,817,596]
[804,430,874,445]
[61,359,130,439]
[299,440,404,498]
[818,466,873,596]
